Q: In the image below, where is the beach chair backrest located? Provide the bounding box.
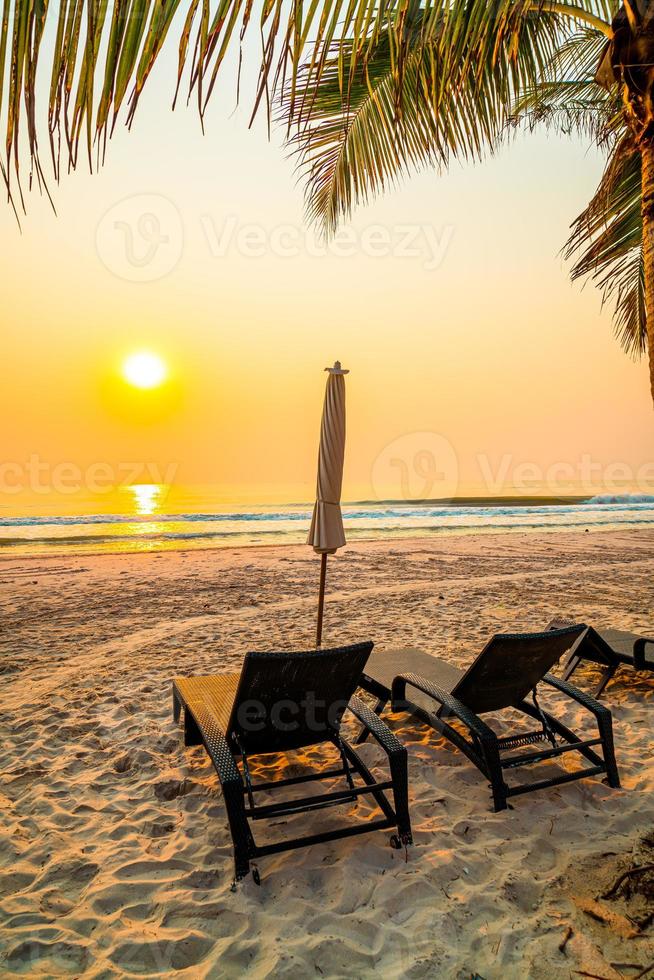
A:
[227,641,374,753]
[451,625,586,714]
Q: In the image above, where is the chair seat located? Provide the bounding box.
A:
[173,673,240,735]
[597,628,652,665]
[363,648,464,710]
[549,619,654,691]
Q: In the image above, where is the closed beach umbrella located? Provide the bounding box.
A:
[308,361,348,645]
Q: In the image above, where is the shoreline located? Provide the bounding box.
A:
[1,518,653,562]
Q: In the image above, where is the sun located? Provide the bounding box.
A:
[122,351,167,389]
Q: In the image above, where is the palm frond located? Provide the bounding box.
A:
[0,0,395,209]
[286,4,569,233]
[0,0,614,215]
[511,28,620,141]
[509,23,645,357]
[285,28,439,234]
[513,83,613,138]
[564,135,646,356]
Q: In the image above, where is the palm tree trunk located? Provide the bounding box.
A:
[641,141,654,406]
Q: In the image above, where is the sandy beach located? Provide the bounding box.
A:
[1,527,653,978]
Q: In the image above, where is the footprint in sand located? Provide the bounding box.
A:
[502,872,545,913]
[90,881,159,916]
[154,736,179,755]
[114,754,132,773]
[2,913,50,931]
[113,858,191,882]
[0,871,34,896]
[35,859,99,899]
[4,938,89,974]
[161,905,247,938]
[181,869,222,890]
[144,820,176,839]
[109,934,214,973]
[153,778,199,801]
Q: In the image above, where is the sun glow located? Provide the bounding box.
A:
[122,351,167,389]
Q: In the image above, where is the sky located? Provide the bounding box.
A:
[2,15,653,514]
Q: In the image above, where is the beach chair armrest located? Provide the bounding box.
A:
[541,673,610,720]
[347,696,405,758]
[391,673,496,743]
[633,637,654,670]
[190,704,242,787]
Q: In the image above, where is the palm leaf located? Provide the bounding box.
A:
[564,135,646,355]
[511,26,645,357]
[285,5,567,233]
[512,28,619,141]
[0,0,614,215]
[0,0,405,207]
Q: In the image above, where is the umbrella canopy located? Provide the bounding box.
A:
[307,362,348,554]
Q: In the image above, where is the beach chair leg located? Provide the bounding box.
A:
[488,776,508,812]
[355,697,387,745]
[594,665,617,700]
[481,742,507,812]
[224,782,253,883]
[172,688,181,723]
[389,747,412,845]
[597,712,621,788]
[562,653,581,682]
[183,708,203,747]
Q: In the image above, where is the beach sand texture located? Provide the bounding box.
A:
[1,528,653,978]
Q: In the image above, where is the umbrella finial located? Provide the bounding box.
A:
[325,361,349,375]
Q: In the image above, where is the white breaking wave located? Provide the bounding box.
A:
[586,493,654,505]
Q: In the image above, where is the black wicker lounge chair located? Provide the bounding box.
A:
[172,641,412,885]
[357,626,620,812]
[548,618,654,697]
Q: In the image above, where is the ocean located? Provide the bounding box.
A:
[1,487,653,556]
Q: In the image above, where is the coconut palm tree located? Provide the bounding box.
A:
[0,1,652,401]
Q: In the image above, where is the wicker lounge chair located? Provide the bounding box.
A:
[548,618,654,697]
[357,625,620,812]
[172,641,412,885]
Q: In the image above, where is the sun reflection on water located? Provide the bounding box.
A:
[128,484,168,517]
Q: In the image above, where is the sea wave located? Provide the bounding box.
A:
[586,493,654,505]
[2,515,654,549]
[2,497,654,528]
[2,495,653,555]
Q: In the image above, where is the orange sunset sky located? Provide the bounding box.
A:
[1,28,653,512]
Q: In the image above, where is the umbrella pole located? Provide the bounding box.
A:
[316,552,328,647]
